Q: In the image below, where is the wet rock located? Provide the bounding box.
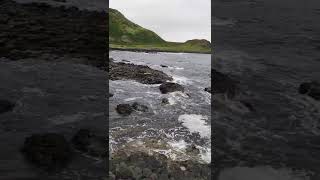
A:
[0,99,15,114]
[72,129,106,157]
[115,162,133,179]
[185,144,200,155]
[212,69,237,98]
[116,104,133,116]
[109,60,172,84]
[21,133,72,170]
[110,151,210,180]
[204,87,212,94]
[299,81,320,100]
[109,93,114,98]
[159,82,184,94]
[160,64,168,68]
[161,98,169,105]
[131,102,148,112]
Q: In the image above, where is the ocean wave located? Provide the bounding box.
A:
[178,114,211,138]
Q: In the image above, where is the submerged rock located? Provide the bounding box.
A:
[160,64,168,68]
[21,133,72,170]
[0,99,15,114]
[131,102,148,112]
[109,60,172,84]
[159,82,184,94]
[161,98,170,105]
[72,129,106,157]
[212,69,237,98]
[299,81,320,100]
[116,104,133,116]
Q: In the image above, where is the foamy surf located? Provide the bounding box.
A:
[172,75,191,85]
[178,114,211,138]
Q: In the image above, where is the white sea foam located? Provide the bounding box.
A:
[198,146,211,163]
[168,66,184,70]
[168,140,188,150]
[167,97,176,105]
[178,114,211,138]
[124,97,141,102]
[172,75,190,85]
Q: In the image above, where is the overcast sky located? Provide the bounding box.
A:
[110,0,211,42]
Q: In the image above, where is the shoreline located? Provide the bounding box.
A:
[110,47,212,55]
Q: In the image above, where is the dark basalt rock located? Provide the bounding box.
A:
[21,133,72,170]
[110,151,210,180]
[109,60,172,84]
[159,82,184,94]
[109,93,114,98]
[116,104,133,116]
[160,64,168,68]
[204,87,212,94]
[161,98,169,105]
[0,99,15,114]
[212,69,237,98]
[72,129,106,157]
[131,102,148,112]
[299,81,320,100]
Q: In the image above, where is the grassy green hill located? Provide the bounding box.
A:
[109,8,211,54]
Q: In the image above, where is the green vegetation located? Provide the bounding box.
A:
[109,8,211,54]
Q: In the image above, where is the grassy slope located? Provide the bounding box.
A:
[109,8,211,54]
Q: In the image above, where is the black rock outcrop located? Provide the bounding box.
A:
[159,82,184,94]
[109,60,172,84]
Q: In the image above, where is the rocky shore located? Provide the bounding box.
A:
[0,1,211,179]
[109,56,212,179]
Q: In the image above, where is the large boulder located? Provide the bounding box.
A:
[109,60,172,84]
[0,99,15,114]
[21,133,72,170]
[72,129,106,157]
[159,82,184,94]
[299,81,320,100]
[116,104,133,116]
[212,69,237,98]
